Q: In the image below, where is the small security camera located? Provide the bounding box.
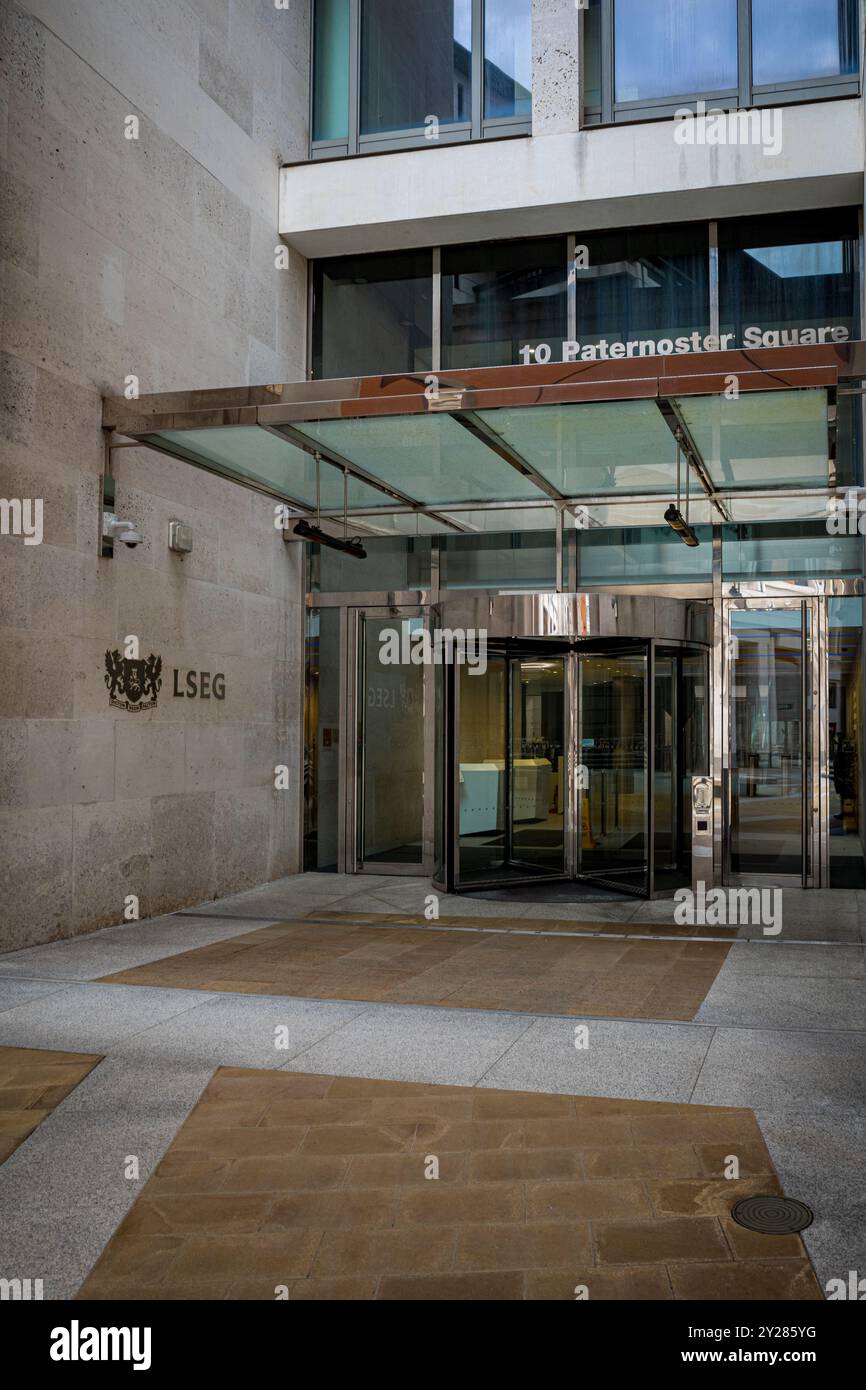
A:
[108,518,143,548]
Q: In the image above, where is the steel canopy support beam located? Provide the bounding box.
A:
[451,410,567,505]
[260,422,472,534]
[656,398,731,524]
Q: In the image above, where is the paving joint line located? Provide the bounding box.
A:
[206,911,859,949]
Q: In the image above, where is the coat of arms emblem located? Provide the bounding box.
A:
[104,650,163,712]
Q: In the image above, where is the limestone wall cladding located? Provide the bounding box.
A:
[0,0,311,948]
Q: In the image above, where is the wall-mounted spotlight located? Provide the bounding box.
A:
[293,518,367,559]
[664,503,700,547]
[292,453,367,559]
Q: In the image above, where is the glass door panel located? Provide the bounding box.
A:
[457,656,507,882]
[681,646,710,867]
[358,614,426,868]
[728,605,807,879]
[828,597,866,888]
[508,656,566,875]
[653,652,678,888]
[579,649,649,894]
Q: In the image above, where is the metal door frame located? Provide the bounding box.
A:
[573,641,652,898]
[722,596,822,889]
[505,651,570,879]
[346,604,434,876]
[441,635,710,898]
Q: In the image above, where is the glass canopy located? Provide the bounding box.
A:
[677,389,831,491]
[128,372,839,532]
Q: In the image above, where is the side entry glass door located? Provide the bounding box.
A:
[355,609,430,874]
[725,600,814,885]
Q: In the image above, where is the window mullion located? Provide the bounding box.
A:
[472,0,484,138]
[602,0,614,123]
[737,0,752,106]
[349,0,361,155]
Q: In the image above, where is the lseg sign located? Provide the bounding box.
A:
[104,646,226,711]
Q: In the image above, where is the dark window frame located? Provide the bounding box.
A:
[582,0,861,127]
[310,0,532,160]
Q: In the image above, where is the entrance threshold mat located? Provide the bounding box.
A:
[98,920,731,1021]
[0,1046,102,1166]
[77,1067,822,1301]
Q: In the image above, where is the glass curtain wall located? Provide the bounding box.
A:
[360,0,472,136]
[574,222,711,351]
[484,0,532,118]
[613,0,737,103]
[441,238,568,368]
[312,0,532,153]
[584,0,859,120]
[311,211,859,376]
[313,0,350,142]
[312,250,433,379]
[751,0,858,85]
[719,209,860,351]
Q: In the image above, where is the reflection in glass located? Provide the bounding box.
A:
[583,0,602,108]
[722,523,864,581]
[441,532,556,590]
[614,0,737,102]
[580,651,648,893]
[578,526,712,587]
[484,0,532,118]
[574,222,710,351]
[475,400,682,496]
[313,0,350,141]
[678,390,830,492]
[292,412,542,507]
[828,598,866,888]
[312,250,433,378]
[458,658,507,880]
[718,209,860,350]
[653,653,678,885]
[360,0,472,136]
[729,608,806,877]
[315,537,431,594]
[360,617,425,864]
[681,649,710,869]
[305,609,341,870]
[442,237,568,369]
[509,659,565,874]
[752,0,857,85]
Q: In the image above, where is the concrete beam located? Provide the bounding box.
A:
[280,99,864,256]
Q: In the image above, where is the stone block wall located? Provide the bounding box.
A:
[0,0,311,948]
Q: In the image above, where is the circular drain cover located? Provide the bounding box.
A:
[731,1195,814,1235]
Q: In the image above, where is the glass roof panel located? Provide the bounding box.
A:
[142,427,393,510]
[282,414,544,506]
[475,400,693,495]
[675,389,829,490]
[723,494,833,522]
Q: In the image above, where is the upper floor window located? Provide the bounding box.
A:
[311,0,532,158]
[311,212,860,378]
[584,0,859,124]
